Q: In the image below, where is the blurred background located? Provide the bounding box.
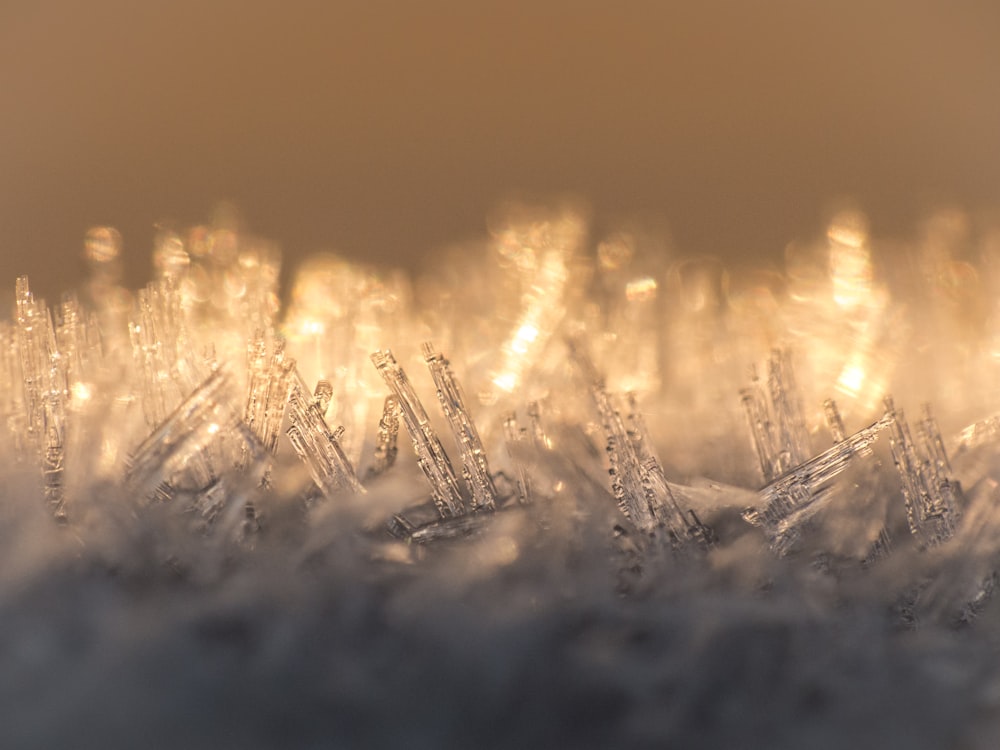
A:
[1,0,999,301]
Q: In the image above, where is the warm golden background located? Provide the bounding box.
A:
[2,0,999,299]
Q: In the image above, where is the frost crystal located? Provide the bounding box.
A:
[243,331,295,461]
[422,342,497,512]
[570,339,710,549]
[15,277,69,518]
[884,396,961,548]
[741,350,810,484]
[366,395,401,480]
[503,412,533,505]
[371,349,464,517]
[125,366,249,503]
[743,411,893,556]
[285,370,364,499]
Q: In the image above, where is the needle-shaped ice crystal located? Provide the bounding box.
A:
[366,395,400,480]
[371,349,464,517]
[741,350,811,483]
[743,411,893,556]
[125,366,235,500]
[285,370,364,499]
[244,331,295,456]
[884,397,961,549]
[422,342,497,512]
[624,392,708,544]
[503,412,533,505]
[570,339,707,549]
[15,277,69,517]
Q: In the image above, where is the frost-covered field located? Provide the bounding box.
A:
[4,206,1000,748]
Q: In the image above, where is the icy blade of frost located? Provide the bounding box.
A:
[243,331,295,456]
[625,392,704,543]
[741,350,811,484]
[767,349,811,473]
[884,396,960,549]
[823,398,847,443]
[125,366,235,500]
[569,339,658,531]
[366,395,400,480]
[422,342,497,512]
[371,349,464,517]
[744,411,893,555]
[569,339,705,548]
[285,370,364,499]
[14,276,69,517]
[503,412,532,505]
[741,380,779,483]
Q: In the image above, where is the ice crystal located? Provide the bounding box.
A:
[422,342,497,512]
[366,395,401,480]
[884,396,961,549]
[286,370,364,499]
[371,349,464,517]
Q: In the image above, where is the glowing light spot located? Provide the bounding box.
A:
[207,422,221,435]
[836,361,866,398]
[83,226,121,264]
[625,276,658,302]
[493,372,518,392]
[302,319,325,336]
[71,382,92,403]
[510,323,539,354]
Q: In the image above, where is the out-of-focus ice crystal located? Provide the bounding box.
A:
[15,277,69,518]
[503,412,533,505]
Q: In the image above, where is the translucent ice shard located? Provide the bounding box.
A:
[15,276,69,517]
[884,396,961,548]
[422,342,497,512]
[741,350,810,484]
[570,339,707,549]
[503,412,533,505]
[743,411,893,556]
[570,339,657,530]
[0,322,25,456]
[371,349,464,517]
[125,366,236,501]
[823,398,847,443]
[624,392,708,544]
[387,501,513,544]
[366,395,401,480]
[243,331,295,457]
[957,414,1000,452]
[285,370,364,499]
[129,280,195,429]
[825,397,894,564]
